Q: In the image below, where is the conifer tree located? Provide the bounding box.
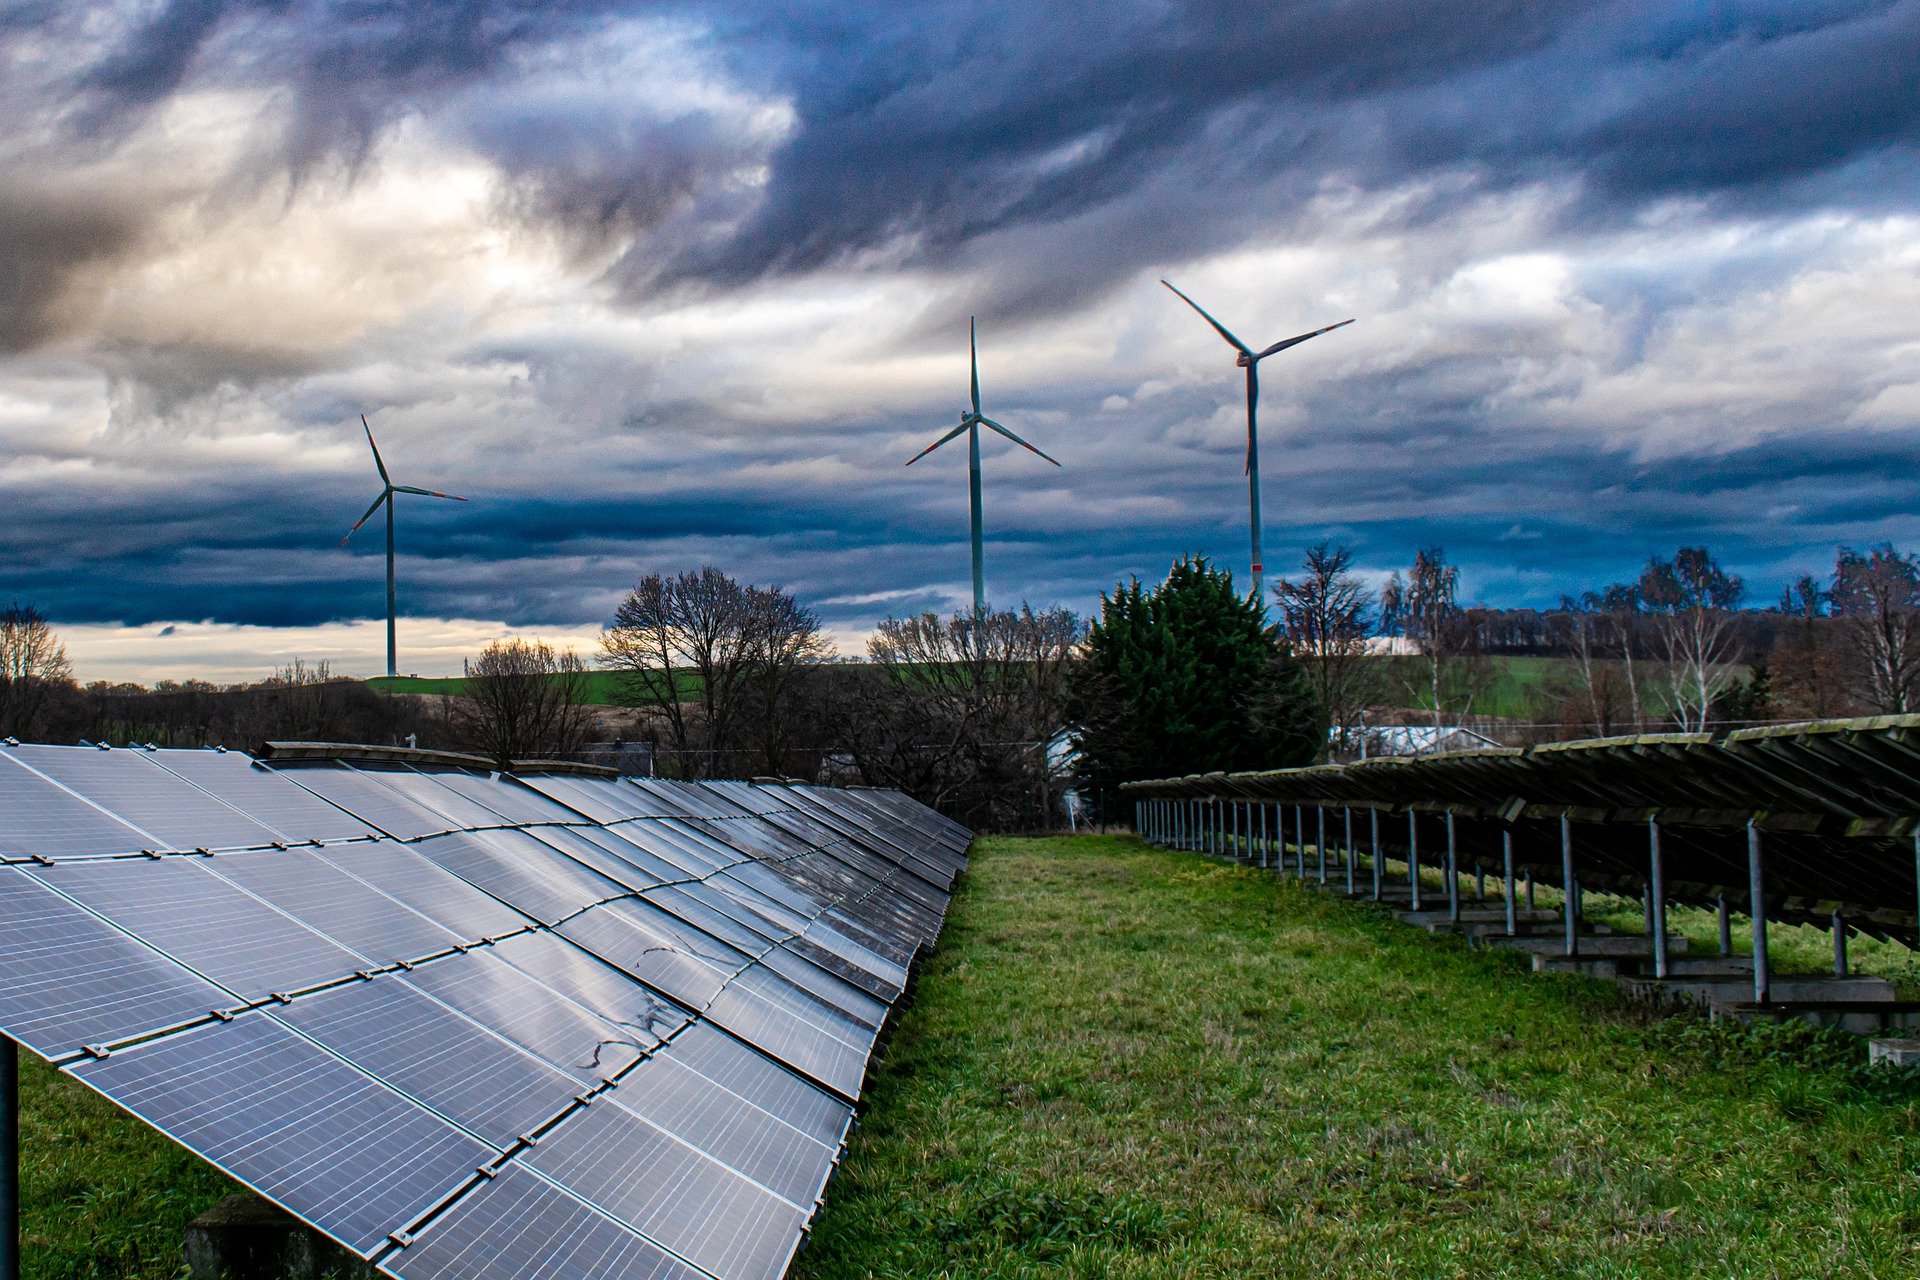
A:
[1070,556,1322,785]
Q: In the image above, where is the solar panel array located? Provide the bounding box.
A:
[1120,714,1920,938]
[0,743,970,1280]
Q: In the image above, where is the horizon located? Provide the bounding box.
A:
[6,3,1918,682]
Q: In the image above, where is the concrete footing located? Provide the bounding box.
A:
[1870,1038,1920,1067]
[185,1195,373,1280]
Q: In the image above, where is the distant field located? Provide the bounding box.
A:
[368,671,651,705]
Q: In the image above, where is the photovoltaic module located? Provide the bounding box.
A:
[0,742,970,1280]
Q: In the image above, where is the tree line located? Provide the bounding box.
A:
[4,536,1915,828]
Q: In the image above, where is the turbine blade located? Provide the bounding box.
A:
[978,415,1061,467]
[393,485,467,500]
[1161,279,1251,357]
[1253,317,1355,360]
[970,317,981,417]
[905,420,971,466]
[361,415,390,483]
[341,490,389,546]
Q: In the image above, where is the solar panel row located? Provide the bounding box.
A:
[0,744,969,1280]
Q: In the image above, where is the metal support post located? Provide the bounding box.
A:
[1445,812,1459,923]
[1560,814,1577,959]
[1407,811,1421,911]
[1748,820,1769,1005]
[1476,863,1486,900]
[1344,807,1356,896]
[1833,909,1848,977]
[1716,894,1731,955]
[1370,808,1382,900]
[1502,830,1516,936]
[1524,871,1535,910]
[1293,806,1304,877]
[1317,806,1327,884]
[1,1034,16,1280]
[1259,804,1269,868]
[1648,818,1669,980]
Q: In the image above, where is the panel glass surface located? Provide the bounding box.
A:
[515,776,657,823]
[153,751,380,844]
[274,978,580,1149]
[316,842,530,940]
[429,773,585,825]
[353,766,520,830]
[71,1014,491,1256]
[274,765,458,840]
[701,986,867,1099]
[557,901,739,1010]
[37,857,364,1000]
[610,1050,840,1209]
[209,850,463,966]
[487,932,691,1048]
[0,866,232,1056]
[414,830,622,925]
[386,1166,705,1280]
[0,751,153,857]
[660,1023,850,1146]
[528,1096,805,1280]
[403,948,654,1082]
[7,746,282,853]
[526,826,669,893]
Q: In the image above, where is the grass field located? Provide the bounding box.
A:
[797,835,1920,1278]
[366,671,644,705]
[19,835,1920,1278]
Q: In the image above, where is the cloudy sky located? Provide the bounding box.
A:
[3,0,1918,681]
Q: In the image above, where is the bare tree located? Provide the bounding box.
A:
[1401,547,1463,732]
[836,605,1083,828]
[455,639,595,769]
[1771,573,1846,719]
[0,603,75,739]
[1272,542,1377,758]
[601,569,753,777]
[1639,547,1744,732]
[1831,544,1920,714]
[739,585,833,776]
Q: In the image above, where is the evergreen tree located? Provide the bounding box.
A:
[1070,556,1323,786]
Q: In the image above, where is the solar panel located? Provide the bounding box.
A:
[0,749,154,857]
[0,746,967,1280]
[386,1166,705,1280]
[0,866,231,1056]
[610,1049,842,1208]
[71,1014,492,1256]
[35,857,364,1001]
[5,745,282,853]
[148,750,381,844]
[401,948,658,1083]
[527,1095,807,1280]
[316,842,531,941]
[207,849,464,967]
[273,978,581,1149]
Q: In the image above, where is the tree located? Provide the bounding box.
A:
[455,639,595,769]
[600,568,755,778]
[738,585,832,776]
[1272,543,1378,760]
[1591,583,1645,732]
[0,603,75,740]
[1831,544,1920,714]
[834,605,1083,829]
[1071,556,1321,787]
[1639,547,1743,732]
[1401,547,1465,731]
[1771,574,1845,719]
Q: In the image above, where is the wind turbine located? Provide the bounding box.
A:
[906,319,1060,615]
[1162,279,1352,604]
[341,415,466,678]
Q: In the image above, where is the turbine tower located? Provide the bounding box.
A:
[1162,280,1352,604]
[341,415,466,678]
[906,319,1060,615]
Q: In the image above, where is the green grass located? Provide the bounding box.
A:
[367,671,646,705]
[20,1055,239,1279]
[797,835,1920,1278]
